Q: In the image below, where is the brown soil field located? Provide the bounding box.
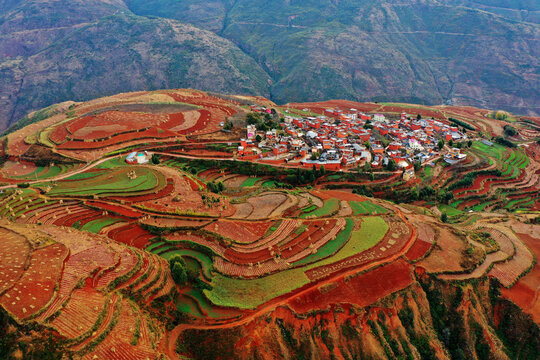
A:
[0,228,31,294]
[417,226,468,273]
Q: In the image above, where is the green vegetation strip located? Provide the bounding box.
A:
[349,201,388,215]
[300,198,339,218]
[241,177,261,187]
[81,218,123,234]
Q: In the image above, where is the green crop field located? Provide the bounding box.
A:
[95,157,126,169]
[294,218,354,265]
[177,295,204,317]
[300,198,339,218]
[205,216,387,309]
[349,201,388,215]
[145,241,165,252]
[241,177,261,187]
[46,167,164,197]
[439,204,464,217]
[81,217,123,233]
[262,180,276,188]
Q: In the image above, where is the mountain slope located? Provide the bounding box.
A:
[1,0,539,131]
[126,0,540,115]
[0,1,270,131]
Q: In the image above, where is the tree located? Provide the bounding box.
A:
[437,139,445,150]
[223,119,233,130]
[151,153,160,164]
[255,134,262,142]
[410,185,420,201]
[437,189,454,204]
[467,140,473,147]
[417,114,422,120]
[449,139,454,147]
[441,213,448,223]
[414,161,421,172]
[169,255,188,285]
[386,158,397,171]
[504,125,517,137]
[320,165,326,175]
[171,262,187,284]
[246,112,261,125]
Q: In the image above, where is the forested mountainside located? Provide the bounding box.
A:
[1,0,539,131]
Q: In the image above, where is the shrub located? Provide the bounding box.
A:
[441,213,448,223]
[495,136,516,148]
[448,117,474,130]
[171,262,187,285]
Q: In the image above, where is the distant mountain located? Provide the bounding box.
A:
[0,0,270,130]
[125,0,540,113]
[1,0,539,131]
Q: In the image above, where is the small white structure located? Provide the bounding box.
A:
[372,114,387,123]
[126,151,150,164]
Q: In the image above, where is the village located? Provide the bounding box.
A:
[237,106,469,180]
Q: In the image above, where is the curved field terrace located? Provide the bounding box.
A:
[0,89,539,359]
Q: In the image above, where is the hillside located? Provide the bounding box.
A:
[1,0,539,132]
[0,90,539,359]
[0,1,270,131]
[126,0,540,113]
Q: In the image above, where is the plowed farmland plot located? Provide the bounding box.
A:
[0,242,68,319]
[216,219,348,277]
[81,298,157,360]
[245,193,289,219]
[502,231,540,323]
[439,228,515,281]
[50,288,108,338]
[405,221,436,261]
[417,226,469,273]
[0,228,31,294]
[488,227,535,287]
[135,165,232,217]
[288,260,413,313]
[204,220,273,244]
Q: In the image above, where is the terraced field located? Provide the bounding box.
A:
[1,90,539,359]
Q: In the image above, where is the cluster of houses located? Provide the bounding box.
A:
[237,108,468,180]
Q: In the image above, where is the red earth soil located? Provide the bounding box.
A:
[0,243,68,319]
[311,189,366,201]
[0,228,31,294]
[500,232,540,323]
[204,220,273,244]
[405,240,432,262]
[288,259,413,313]
[85,200,145,218]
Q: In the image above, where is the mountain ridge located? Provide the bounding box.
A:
[0,0,538,131]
